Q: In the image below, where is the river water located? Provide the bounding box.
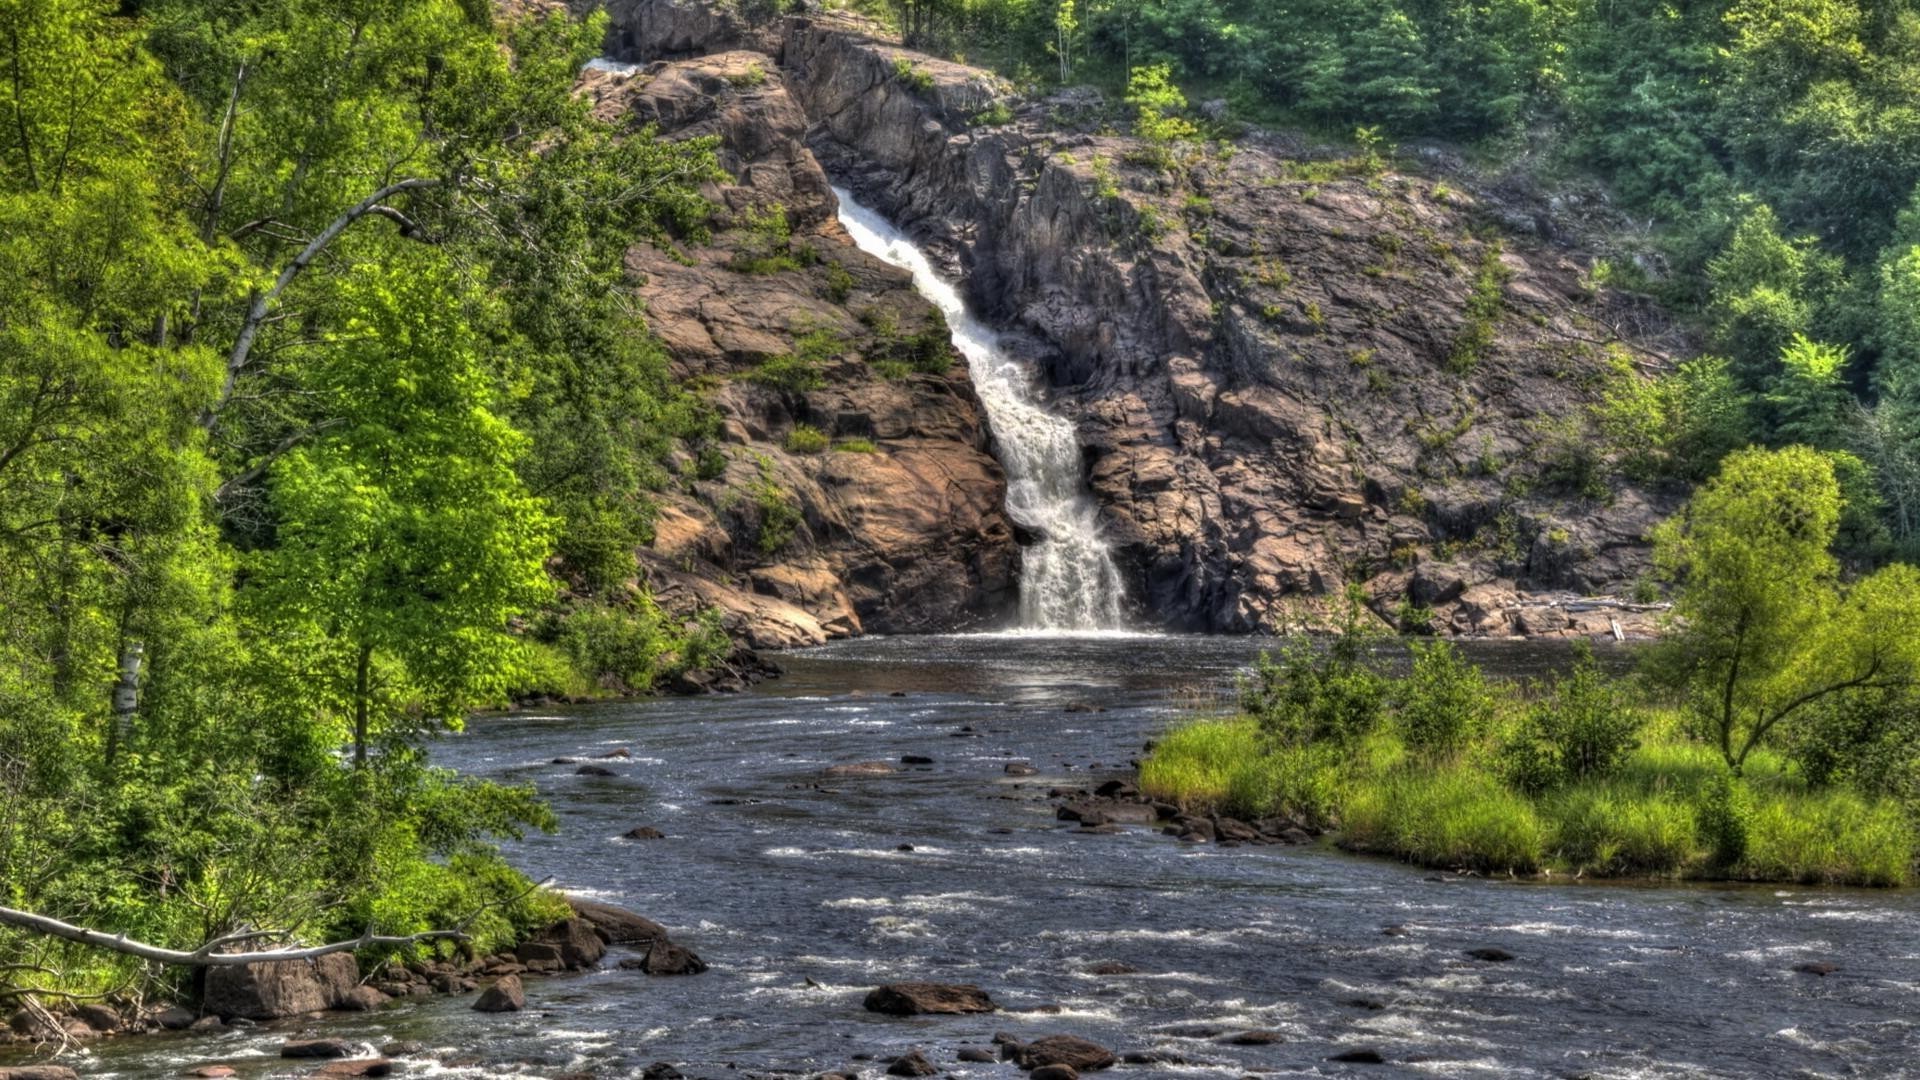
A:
[833,188,1128,632]
[59,636,1920,1079]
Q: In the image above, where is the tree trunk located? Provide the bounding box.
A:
[352,643,372,768]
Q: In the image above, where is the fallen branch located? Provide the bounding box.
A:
[0,905,469,968]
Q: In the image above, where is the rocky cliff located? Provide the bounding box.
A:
[578,48,1017,648]
[592,0,1681,639]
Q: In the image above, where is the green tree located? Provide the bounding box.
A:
[1653,446,1920,773]
[247,258,555,766]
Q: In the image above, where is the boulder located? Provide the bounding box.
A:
[1329,1048,1387,1064]
[1031,1067,1080,1080]
[641,1065,684,1080]
[1465,947,1515,963]
[532,917,608,970]
[864,982,997,1015]
[280,1039,354,1059]
[0,1069,81,1080]
[202,952,358,1020]
[625,826,667,839]
[151,1004,196,1030]
[472,975,526,1013]
[334,985,390,1012]
[73,1004,120,1033]
[1225,1030,1284,1045]
[1004,762,1039,776]
[186,1068,235,1078]
[957,1047,997,1063]
[623,938,709,975]
[567,898,671,946]
[575,764,618,777]
[1012,1035,1117,1071]
[886,1050,937,1077]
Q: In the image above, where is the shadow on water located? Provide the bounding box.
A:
[41,634,1920,1079]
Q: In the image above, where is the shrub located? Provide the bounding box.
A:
[749,466,801,555]
[833,438,878,454]
[784,424,829,453]
[972,101,1014,126]
[1398,641,1498,758]
[1243,588,1389,748]
[1543,784,1698,876]
[727,61,767,89]
[824,262,855,303]
[1499,645,1642,793]
[1447,243,1509,373]
[748,352,825,392]
[1694,772,1752,868]
[891,56,934,93]
[728,204,812,274]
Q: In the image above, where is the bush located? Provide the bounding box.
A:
[1398,641,1499,758]
[1499,645,1642,793]
[1243,587,1389,747]
[1694,772,1752,868]
[784,424,829,453]
[728,204,813,274]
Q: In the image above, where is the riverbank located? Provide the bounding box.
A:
[1138,708,1917,888]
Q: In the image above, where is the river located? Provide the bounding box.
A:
[61,635,1920,1079]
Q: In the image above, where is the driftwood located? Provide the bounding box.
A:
[0,906,466,967]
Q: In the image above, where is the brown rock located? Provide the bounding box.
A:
[472,975,525,1013]
[625,826,667,839]
[567,898,671,946]
[885,1050,937,1077]
[1012,1035,1117,1071]
[863,982,996,1015]
[1030,1067,1080,1080]
[202,952,358,1020]
[0,1068,81,1080]
[532,917,609,970]
[333,985,389,1012]
[280,1039,353,1059]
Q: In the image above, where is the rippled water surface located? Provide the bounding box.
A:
[51,636,1920,1078]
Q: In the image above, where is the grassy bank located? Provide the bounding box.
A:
[1142,697,1917,887]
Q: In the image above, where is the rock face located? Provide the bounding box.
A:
[596,3,1684,638]
[864,981,997,1015]
[201,953,359,1020]
[574,46,1017,649]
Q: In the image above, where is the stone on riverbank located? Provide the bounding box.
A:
[0,1068,81,1080]
[864,982,997,1015]
[1030,1066,1080,1080]
[203,953,358,1020]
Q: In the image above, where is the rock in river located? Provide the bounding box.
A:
[1010,1035,1118,1071]
[886,1050,937,1076]
[824,761,896,777]
[864,982,997,1015]
[472,975,525,1013]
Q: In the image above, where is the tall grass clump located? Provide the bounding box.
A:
[1344,766,1546,873]
[1139,718,1264,811]
[1739,788,1914,886]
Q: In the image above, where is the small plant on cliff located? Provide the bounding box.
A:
[834,438,878,453]
[1123,64,1198,172]
[728,204,813,274]
[892,56,935,93]
[973,100,1015,126]
[785,424,830,453]
[749,459,802,555]
[823,261,856,303]
[749,351,826,392]
[728,61,768,89]
[1447,243,1511,373]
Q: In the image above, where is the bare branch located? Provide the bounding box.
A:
[0,905,468,967]
[202,176,443,431]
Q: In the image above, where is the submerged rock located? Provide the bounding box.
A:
[280,1039,353,1059]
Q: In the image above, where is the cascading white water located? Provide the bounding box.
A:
[833,187,1129,632]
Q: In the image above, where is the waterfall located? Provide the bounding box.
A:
[833,187,1129,632]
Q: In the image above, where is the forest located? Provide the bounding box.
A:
[0,0,731,1003]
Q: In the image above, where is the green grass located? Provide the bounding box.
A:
[1141,716,1916,886]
